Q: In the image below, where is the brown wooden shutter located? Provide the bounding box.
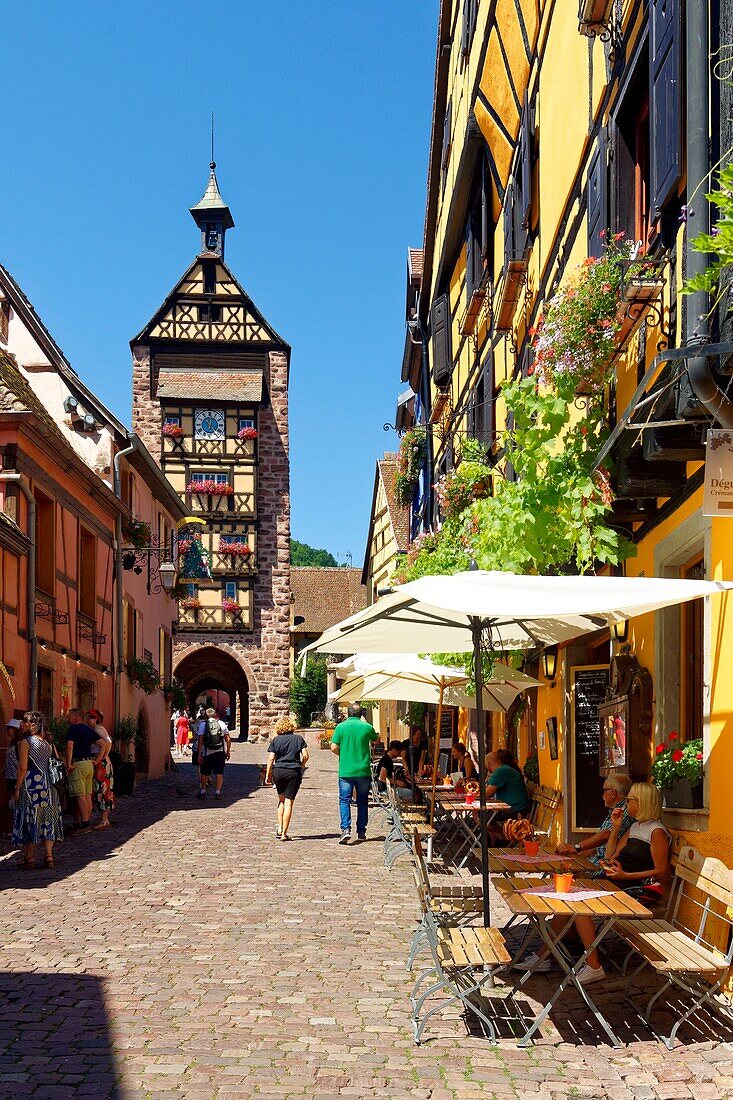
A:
[587,130,608,258]
[430,294,453,387]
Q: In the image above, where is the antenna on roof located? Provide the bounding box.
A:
[210,110,215,169]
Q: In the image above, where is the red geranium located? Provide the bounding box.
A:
[668,731,679,741]
[696,752,703,761]
[671,749,684,763]
[655,744,666,755]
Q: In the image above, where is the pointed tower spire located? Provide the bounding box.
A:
[190,143,234,259]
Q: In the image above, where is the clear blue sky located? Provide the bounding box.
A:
[2,2,438,566]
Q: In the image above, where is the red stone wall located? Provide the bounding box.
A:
[131,345,160,463]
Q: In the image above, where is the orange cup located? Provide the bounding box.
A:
[523,839,540,856]
[553,872,574,893]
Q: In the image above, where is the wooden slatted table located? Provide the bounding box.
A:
[490,850,595,877]
[432,795,511,868]
[496,875,652,1048]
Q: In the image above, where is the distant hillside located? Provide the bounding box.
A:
[290,539,339,567]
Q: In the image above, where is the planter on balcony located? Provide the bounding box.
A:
[494,258,527,332]
[615,278,666,351]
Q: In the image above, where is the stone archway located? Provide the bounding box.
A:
[174,647,250,740]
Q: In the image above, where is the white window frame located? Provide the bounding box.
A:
[224,581,237,601]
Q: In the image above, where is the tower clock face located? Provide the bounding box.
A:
[194,408,225,439]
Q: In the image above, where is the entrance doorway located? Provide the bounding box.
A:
[174,648,250,740]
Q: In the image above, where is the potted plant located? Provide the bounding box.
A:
[127,655,161,695]
[395,426,427,506]
[318,726,334,750]
[113,715,140,796]
[221,597,241,616]
[122,517,151,550]
[181,596,201,611]
[162,423,186,441]
[651,734,704,809]
[218,540,252,559]
[186,480,232,512]
[237,426,258,441]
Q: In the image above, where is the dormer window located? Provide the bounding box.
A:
[198,304,221,323]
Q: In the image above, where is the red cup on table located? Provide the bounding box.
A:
[464,791,475,805]
[523,838,540,856]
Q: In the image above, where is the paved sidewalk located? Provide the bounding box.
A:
[2,739,733,1099]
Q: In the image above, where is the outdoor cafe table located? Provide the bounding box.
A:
[430,793,511,868]
[489,850,595,878]
[495,875,652,1048]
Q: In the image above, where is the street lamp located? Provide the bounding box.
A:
[159,560,177,592]
[611,619,628,644]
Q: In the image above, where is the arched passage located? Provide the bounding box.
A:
[174,647,250,740]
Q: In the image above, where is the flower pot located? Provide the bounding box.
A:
[663,778,704,809]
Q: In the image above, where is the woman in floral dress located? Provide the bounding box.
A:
[12,711,63,869]
[88,708,114,829]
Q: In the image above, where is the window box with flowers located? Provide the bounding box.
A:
[237,426,258,441]
[221,597,242,620]
[181,596,201,611]
[652,734,704,809]
[162,422,186,451]
[217,540,254,572]
[186,479,232,512]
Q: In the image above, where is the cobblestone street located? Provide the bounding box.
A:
[2,740,733,1100]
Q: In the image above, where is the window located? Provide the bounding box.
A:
[461,0,478,58]
[220,533,245,546]
[78,527,96,618]
[681,555,705,742]
[441,99,452,191]
[37,667,53,720]
[164,415,180,428]
[224,581,237,601]
[238,418,255,432]
[185,582,198,599]
[466,155,492,302]
[430,293,453,387]
[123,599,135,662]
[613,48,651,247]
[191,472,229,486]
[203,262,216,295]
[77,678,95,710]
[159,627,171,688]
[34,490,55,594]
[198,304,221,323]
[468,353,496,449]
[504,95,532,268]
[119,468,135,511]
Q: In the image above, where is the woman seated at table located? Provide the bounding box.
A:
[451,742,475,781]
[485,749,528,835]
[516,781,671,986]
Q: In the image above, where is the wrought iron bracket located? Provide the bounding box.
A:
[35,598,69,625]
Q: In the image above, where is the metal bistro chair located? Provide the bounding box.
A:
[383,780,434,869]
[407,827,485,971]
[409,876,510,1044]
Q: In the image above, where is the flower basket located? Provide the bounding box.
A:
[186,480,231,496]
[663,778,704,810]
[127,656,161,695]
[162,423,186,440]
[652,735,704,807]
[615,277,666,351]
[221,598,241,615]
[318,729,333,750]
[395,427,427,506]
[218,541,252,557]
[181,597,201,610]
[237,426,258,441]
[122,517,151,550]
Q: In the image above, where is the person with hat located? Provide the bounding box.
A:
[87,709,114,830]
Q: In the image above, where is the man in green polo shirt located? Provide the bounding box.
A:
[330,704,378,844]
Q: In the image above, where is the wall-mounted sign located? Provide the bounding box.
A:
[703,430,733,516]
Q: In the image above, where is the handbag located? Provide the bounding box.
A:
[48,754,66,793]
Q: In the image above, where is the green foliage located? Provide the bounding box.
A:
[290,539,339,567]
[407,701,428,729]
[114,714,144,761]
[127,656,161,695]
[683,163,733,304]
[48,715,69,754]
[168,679,187,711]
[651,736,704,788]
[523,751,540,785]
[289,656,328,728]
[395,427,427,505]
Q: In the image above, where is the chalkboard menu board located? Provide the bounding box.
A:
[571,665,610,830]
[439,706,456,743]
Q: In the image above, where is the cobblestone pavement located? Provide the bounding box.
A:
[2,740,733,1100]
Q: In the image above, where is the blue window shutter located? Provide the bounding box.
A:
[587,130,608,258]
[650,0,682,215]
[430,294,453,387]
[466,212,477,299]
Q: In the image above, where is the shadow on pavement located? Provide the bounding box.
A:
[0,971,120,1099]
[0,759,261,889]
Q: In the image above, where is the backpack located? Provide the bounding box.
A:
[203,717,223,751]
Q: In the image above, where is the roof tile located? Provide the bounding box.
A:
[291,567,366,635]
[156,369,263,402]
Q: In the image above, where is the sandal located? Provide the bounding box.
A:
[43,857,55,869]
[280,835,293,841]
[93,821,111,830]
[16,858,35,870]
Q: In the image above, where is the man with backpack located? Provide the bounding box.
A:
[197,707,231,800]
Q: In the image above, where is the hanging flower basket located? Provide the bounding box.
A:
[181,597,201,610]
[237,426,258,441]
[218,541,252,557]
[122,517,151,550]
[221,598,241,615]
[127,655,161,695]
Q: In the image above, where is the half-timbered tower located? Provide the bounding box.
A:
[130,163,290,739]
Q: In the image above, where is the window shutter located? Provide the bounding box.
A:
[466,212,477,299]
[519,94,532,232]
[611,119,636,241]
[587,130,608,258]
[441,99,453,188]
[480,154,491,265]
[461,0,470,56]
[504,180,515,269]
[431,293,453,387]
[650,0,682,215]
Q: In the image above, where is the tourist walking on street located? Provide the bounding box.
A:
[12,711,63,868]
[87,709,114,830]
[330,703,377,844]
[4,718,22,828]
[65,708,106,832]
[175,709,191,757]
[265,716,309,841]
[197,708,231,800]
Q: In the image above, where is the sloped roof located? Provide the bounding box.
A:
[378,455,410,553]
[190,163,234,229]
[291,567,366,636]
[408,248,424,280]
[156,368,263,402]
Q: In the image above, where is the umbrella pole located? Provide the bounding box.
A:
[429,684,445,827]
[471,616,491,928]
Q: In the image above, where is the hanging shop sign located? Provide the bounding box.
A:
[703,430,733,516]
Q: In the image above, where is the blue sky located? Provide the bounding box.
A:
[2,1,438,566]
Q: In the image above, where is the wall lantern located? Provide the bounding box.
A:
[611,619,629,644]
[578,0,614,37]
[158,560,177,592]
[542,645,558,684]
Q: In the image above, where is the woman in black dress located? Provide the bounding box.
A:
[264,716,309,841]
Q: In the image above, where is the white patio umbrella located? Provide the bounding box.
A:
[303,570,733,925]
[330,655,542,822]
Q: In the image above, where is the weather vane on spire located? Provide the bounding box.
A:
[210,110,215,169]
